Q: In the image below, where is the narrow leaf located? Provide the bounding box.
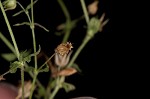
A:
[13,22,30,26]
[1,53,17,61]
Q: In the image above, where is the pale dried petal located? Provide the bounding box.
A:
[57,68,77,76]
[55,51,72,67]
[99,13,109,32]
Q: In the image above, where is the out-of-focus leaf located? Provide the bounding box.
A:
[72,63,82,73]
[50,79,57,89]
[62,82,75,93]
[35,86,45,99]
[55,31,64,36]
[1,53,17,61]
[24,66,34,72]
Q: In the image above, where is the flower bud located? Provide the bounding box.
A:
[3,0,17,11]
[87,13,109,38]
[54,42,73,67]
[88,1,99,15]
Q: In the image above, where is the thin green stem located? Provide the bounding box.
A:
[57,0,70,20]
[21,65,24,99]
[1,71,10,77]
[49,85,59,99]
[16,1,32,23]
[66,0,92,68]
[25,63,45,97]
[31,0,34,24]
[57,0,71,43]
[29,72,38,99]
[28,70,44,89]
[29,0,38,98]
[67,35,91,68]
[30,0,37,70]
[31,29,37,69]
[80,0,89,24]
[49,76,64,99]
[0,1,20,59]
[62,25,71,43]
[38,53,55,71]
[0,32,16,54]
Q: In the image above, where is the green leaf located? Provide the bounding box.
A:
[1,53,17,61]
[9,61,23,73]
[23,56,31,63]
[12,10,24,17]
[13,22,30,26]
[50,79,57,89]
[23,45,40,63]
[35,86,45,99]
[38,65,49,73]
[19,49,32,62]
[30,45,41,57]
[34,23,49,32]
[62,82,76,93]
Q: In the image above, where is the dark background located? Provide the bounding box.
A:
[0,0,113,99]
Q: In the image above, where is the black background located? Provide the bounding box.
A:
[0,0,113,99]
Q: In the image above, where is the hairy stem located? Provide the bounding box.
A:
[0,1,20,59]
[21,65,24,99]
[29,72,38,99]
